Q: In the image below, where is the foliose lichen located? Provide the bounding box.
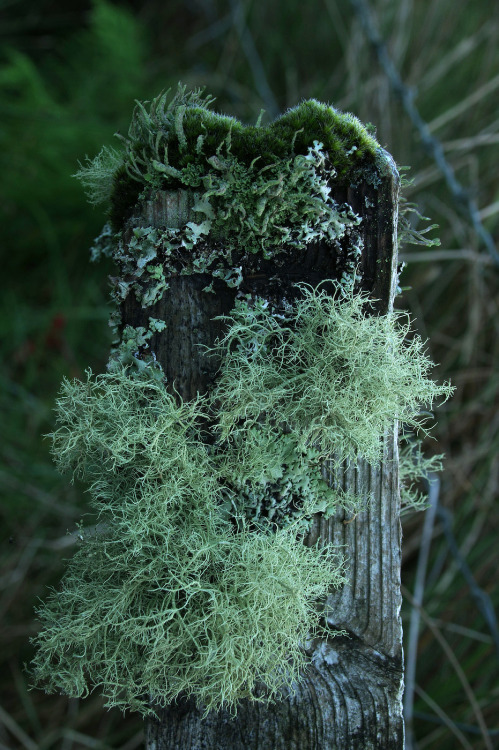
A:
[91,134,365,315]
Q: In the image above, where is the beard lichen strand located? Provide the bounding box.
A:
[31,369,347,717]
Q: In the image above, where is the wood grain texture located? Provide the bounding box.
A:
[119,151,404,749]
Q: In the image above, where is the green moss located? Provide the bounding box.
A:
[267,100,379,174]
[76,83,381,227]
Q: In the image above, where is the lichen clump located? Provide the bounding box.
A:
[31,371,344,716]
[210,283,451,467]
[31,286,452,716]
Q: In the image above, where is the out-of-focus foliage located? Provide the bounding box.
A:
[1,0,498,748]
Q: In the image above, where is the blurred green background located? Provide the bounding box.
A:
[0,1,497,748]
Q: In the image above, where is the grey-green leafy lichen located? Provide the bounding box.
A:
[107,322,163,376]
[90,137,365,314]
[216,430,364,532]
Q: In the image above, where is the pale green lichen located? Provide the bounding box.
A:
[74,145,124,207]
[89,222,117,262]
[102,138,363,311]
[183,139,362,260]
[31,370,346,717]
[31,280,452,717]
[216,430,364,532]
[398,433,444,513]
[107,317,167,374]
[208,283,454,467]
[107,324,158,375]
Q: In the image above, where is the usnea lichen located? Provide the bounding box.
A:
[398,432,444,513]
[31,85,453,718]
[208,283,453,467]
[31,370,345,716]
[31,285,452,715]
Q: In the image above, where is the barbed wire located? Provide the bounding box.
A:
[349,0,499,267]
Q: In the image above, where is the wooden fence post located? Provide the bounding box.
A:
[31,90,411,750]
[119,156,403,748]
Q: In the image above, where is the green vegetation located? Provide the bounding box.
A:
[398,436,444,512]
[209,283,452,466]
[30,268,451,715]
[92,135,363,314]
[215,430,362,532]
[75,85,380,230]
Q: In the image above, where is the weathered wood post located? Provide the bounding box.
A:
[114,94,403,748]
[34,88,457,750]
[139,159,403,749]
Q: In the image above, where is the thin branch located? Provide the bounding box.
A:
[349,0,499,267]
[403,476,440,750]
[427,73,499,133]
[187,14,232,51]
[229,0,279,119]
[0,703,38,750]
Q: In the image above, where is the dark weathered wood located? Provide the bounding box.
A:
[121,151,403,749]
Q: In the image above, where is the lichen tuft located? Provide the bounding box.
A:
[208,282,454,467]
[31,369,346,717]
